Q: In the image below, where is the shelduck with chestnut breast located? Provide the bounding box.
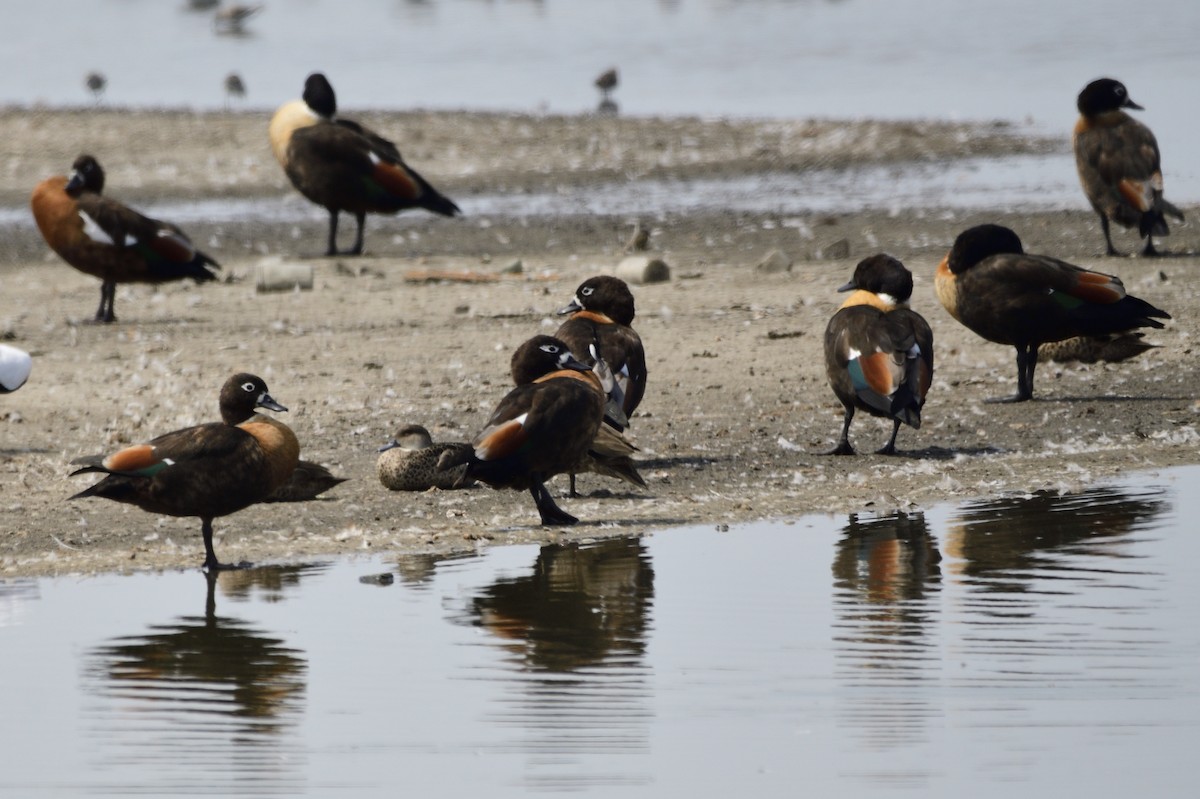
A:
[555,275,647,427]
[1073,77,1183,256]
[30,154,220,323]
[69,373,300,571]
[438,336,606,526]
[269,72,461,256]
[935,224,1170,402]
[824,254,933,455]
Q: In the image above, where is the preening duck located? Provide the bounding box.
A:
[30,154,220,323]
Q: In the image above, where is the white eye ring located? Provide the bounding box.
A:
[242,381,256,392]
[539,343,559,354]
[581,287,595,296]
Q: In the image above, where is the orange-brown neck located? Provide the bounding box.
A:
[237,414,301,491]
[933,254,960,322]
[29,176,75,248]
[533,369,603,393]
[571,309,616,326]
[837,289,900,313]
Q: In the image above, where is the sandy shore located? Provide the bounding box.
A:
[0,107,1196,578]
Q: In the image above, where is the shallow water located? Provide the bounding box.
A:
[4,0,1199,202]
[2,466,1197,796]
[0,152,1080,229]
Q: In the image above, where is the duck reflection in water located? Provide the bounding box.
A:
[832,512,942,751]
[943,485,1168,583]
[466,537,654,672]
[833,512,942,606]
[461,537,655,789]
[86,567,311,734]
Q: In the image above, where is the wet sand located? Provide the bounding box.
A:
[0,108,1196,577]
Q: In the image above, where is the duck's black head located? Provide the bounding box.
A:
[558,275,636,326]
[947,224,1025,274]
[66,154,105,196]
[1077,78,1143,116]
[837,254,913,302]
[303,72,337,118]
[219,373,287,425]
[510,335,590,386]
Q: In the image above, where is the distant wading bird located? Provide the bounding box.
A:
[935,224,1169,402]
[70,373,300,572]
[30,154,220,323]
[1074,77,1183,256]
[269,72,461,256]
[85,71,106,103]
[824,254,933,455]
[224,72,246,108]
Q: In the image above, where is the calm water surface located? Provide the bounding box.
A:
[2,0,1198,203]
[2,466,1197,796]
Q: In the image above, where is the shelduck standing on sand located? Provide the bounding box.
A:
[268,72,460,256]
[70,373,300,572]
[935,224,1169,402]
[824,254,933,455]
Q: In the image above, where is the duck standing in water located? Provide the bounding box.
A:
[438,336,605,526]
[70,374,300,571]
[30,154,220,323]
[1074,77,1183,256]
[269,72,460,256]
[824,254,933,455]
[935,224,1170,402]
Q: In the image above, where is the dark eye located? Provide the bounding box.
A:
[1115,85,1125,96]
[539,343,559,354]
[581,287,594,296]
[241,381,256,392]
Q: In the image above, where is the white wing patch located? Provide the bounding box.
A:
[78,211,134,247]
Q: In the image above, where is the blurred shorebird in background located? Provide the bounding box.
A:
[85,71,106,104]
[224,72,246,108]
[214,4,263,35]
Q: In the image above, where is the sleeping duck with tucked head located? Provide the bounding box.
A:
[935,224,1169,402]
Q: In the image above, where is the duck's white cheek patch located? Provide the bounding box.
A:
[79,211,115,246]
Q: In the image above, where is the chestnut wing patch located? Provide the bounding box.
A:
[146,229,197,263]
[1066,270,1126,305]
[473,414,529,461]
[103,443,172,475]
[847,349,903,415]
[370,157,421,201]
[1117,178,1152,213]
